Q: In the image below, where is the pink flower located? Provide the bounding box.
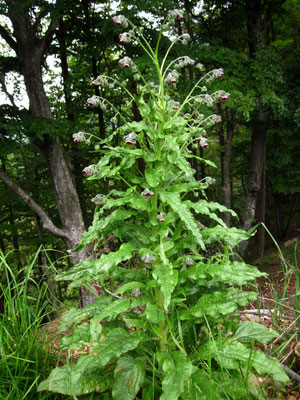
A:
[125,132,137,145]
[199,136,209,148]
[91,81,101,86]
[111,15,128,28]
[119,56,134,68]
[119,32,131,44]
[185,257,193,266]
[221,93,230,101]
[157,212,165,222]
[141,188,154,198]
[83,164,98,176]
[216,118,222,124]
[142,254,155,264]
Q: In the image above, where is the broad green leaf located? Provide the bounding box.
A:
[59,297,112,331]
[58,243,135,281]
[114,281,145,296]
[180,288,257,320]
[97,298,131,321]
[233,322,279,344]
[37,356,112,396]
[127,120,150,133]
[61,318,102,350]
[112,355,145,400]
[203,341,289,382]
[159,190,205,250]
[179,261,266,285]
[91,328,143,365]
[158,352,197,400]
[201,226,251,247]
[185,200,226,227]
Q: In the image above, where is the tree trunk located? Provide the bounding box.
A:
[219,108,234,227]
[240,109,267,255]
[1,1,94,306]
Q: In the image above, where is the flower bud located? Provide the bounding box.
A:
[199,135,209,148]
[82,164,98,177]
[205,176,216,185]
[141,188,154,198]
[157,212,165,222]
[111,15,128,28]
[142,254,155,264]
[118,56,134,68]
[91,194,106,205]
[168,9,184,22]
[124,132,137,145]
[185,257,193,266]
[119,32,131,44]
[72,131,91,144]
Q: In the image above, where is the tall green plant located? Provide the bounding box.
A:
[38,11,289,399]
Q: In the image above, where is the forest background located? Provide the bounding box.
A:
[0,0,299,303]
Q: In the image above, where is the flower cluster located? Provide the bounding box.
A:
[179,33,190,45]
[157,212,165,222]
[111,14,128,28]
[91,194,106,205]
[168,9,184,22]
[167,100,180,110]
[185,257,193,266]
[87,95,101,108]
[164,70,180,85]
[142,254,155,264]
[118,56,134,68]
[204,176,216,185]
[124,132,137,145]
[72,131,91,144]
[141,188,154,198]
[199,135,209,149]
[212,90,230,102]
[206,68,224,82]
[82,164,98,176]
[91,75,114,89]
[119,32,131,44]
[175,56,196,69]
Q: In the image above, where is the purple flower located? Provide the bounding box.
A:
[199,136,209,149]
[221,93,230,101]
[141,188,154,198]
[124,132,137,145]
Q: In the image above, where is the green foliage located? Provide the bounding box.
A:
[39,15,288,399]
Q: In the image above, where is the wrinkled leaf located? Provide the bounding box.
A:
[158,351,197,400]
[112,355,145,400]
[233,322,279,344]
[180,288,257,320]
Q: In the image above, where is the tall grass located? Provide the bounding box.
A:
[0,249,60,399]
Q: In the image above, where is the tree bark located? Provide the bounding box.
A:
[219,107,234,227]
[0,0,94,306]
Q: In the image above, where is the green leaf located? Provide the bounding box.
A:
[233,322,279,345]
[61,317,102,350]
[159,190,205,250]
[58,243,135,282]
[91,328,143,365]
[182,368,215,400]
[158,352,197,400]
[59,297,112,331]
[152,260,175,310]
[114,281,146,296]
[180,288,257,320]
[112,355,145,400]
[179,261,266,285]
[203,341,289,382]
[37,356,112,396]
[201,226,251,247]
[97,298,131,321]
